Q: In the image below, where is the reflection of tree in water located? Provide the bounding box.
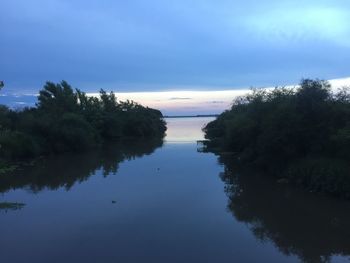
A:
[0,138,163,193]
[0,202,25,212]
[218,154,350,263]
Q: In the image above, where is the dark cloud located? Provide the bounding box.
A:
[0,0,349,94]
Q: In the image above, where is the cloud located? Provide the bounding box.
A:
[244,5,350,46]
[207,101,224,104]
[169,97,193,100]
[1,0,350,93]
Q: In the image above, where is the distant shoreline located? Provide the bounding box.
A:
[164,114,219,118]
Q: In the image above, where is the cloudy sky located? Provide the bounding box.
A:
[1,0,350,113]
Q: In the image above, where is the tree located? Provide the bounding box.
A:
[37,81,79,115]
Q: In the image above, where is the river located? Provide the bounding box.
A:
[1,117,350,263]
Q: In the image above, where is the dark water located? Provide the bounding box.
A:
[1,117,350,263]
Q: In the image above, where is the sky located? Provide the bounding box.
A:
[1,0,350,114]
[2,77,350,115]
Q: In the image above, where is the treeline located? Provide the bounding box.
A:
[203,79,350,198]
[0,81,166,160]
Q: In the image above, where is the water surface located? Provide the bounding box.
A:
[1,117,350,263]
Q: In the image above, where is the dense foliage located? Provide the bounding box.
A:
[0,81,166,160]
[203,79,350,198]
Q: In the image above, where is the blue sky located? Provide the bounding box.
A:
[1,0,350,114]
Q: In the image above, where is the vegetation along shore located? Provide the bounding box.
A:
[0,81,167,170]
[203,79,350,199]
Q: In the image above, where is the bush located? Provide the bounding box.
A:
[53,113,97,152]
[286,158,350,198]
[0,131,40,159]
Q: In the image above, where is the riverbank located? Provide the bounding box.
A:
[203,79,350,199]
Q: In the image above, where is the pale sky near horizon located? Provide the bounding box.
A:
[1,77,349,115]
[1,0,350,114]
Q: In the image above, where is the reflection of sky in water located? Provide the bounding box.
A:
[165,117,215,143]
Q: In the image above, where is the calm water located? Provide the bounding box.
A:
[1,117,350,263]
